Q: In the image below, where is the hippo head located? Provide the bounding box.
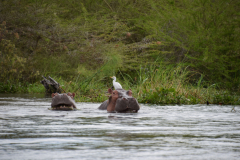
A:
[51,92,77,111]
[99,88,140,113]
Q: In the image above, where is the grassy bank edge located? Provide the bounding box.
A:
[1,78,240,106]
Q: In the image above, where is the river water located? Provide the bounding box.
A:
[0,93,239,160]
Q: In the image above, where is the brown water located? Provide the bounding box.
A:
[0,93,240,160]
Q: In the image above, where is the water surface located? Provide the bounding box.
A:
[0,94,240,160]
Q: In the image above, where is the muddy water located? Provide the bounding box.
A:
[0,94,240,160]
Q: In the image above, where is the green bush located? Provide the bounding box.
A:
[0,0,239,104]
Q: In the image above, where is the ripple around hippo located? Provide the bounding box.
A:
[98,88,140,113]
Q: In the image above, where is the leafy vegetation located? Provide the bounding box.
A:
[0,0,240,105]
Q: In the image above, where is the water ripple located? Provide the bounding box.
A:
[0,94,240,160]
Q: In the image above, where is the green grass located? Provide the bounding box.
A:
[27,83,46,93]
[0,0,240,105]
[2,62,240,105]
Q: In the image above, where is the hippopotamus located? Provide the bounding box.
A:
[51,92,77,111]
[98,88,140,113]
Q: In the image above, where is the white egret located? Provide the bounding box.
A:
[111,76,122,89]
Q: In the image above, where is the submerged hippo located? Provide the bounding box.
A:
[51,92,77,111]
[98,88,140,113]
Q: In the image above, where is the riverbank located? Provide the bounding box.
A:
[1,1,239,105]
[1,76,240,105]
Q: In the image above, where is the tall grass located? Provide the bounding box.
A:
[122,62,240,105]
[129,62,189,104]
[0,0,240,104]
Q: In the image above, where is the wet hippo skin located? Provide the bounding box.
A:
[51,92,77,111]
[98,88,140,113]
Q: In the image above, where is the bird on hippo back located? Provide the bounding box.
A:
[111,76,122,90]
[98,76,140,113]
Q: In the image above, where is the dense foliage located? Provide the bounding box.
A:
[0,0,240,104]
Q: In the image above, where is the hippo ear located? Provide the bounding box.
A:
[108,88,113,94]
[52,93,58,98]
[127,89,132,96]
[67,92,75,98]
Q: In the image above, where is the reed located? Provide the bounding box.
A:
[126,62,240,105]
[1,0,239,105]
